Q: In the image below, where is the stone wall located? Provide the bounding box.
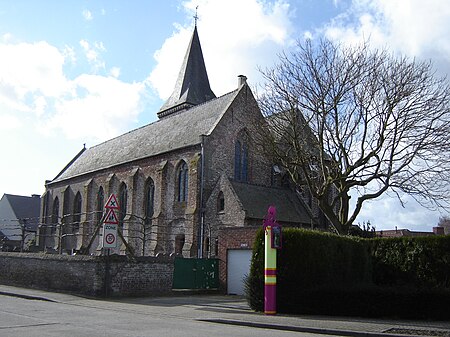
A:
[0,252,174,297]
[40,145,202,257]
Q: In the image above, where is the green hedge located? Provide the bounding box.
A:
[279,285,450,320]
[246,228,450,319]
[246,228,372,312]
[371,236,450,288]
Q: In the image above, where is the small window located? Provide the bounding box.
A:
[234,139,248,182]
[177,161,189,202]
[119,183,128,229]
[96,187,104,224]
[214,237,219,256]
[73,192,82,232]
[51,197,59,234]
[217,191,225,212]
[144,178,155,225]
[204,237,210,255]
[175,234,185,255]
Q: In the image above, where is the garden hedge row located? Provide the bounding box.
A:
[371,236,450,288]
[246,228,450,319]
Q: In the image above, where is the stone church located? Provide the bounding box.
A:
[38,26,321,257]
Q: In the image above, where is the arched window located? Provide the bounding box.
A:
[217,191,225,212]
[119,183,127,229]
[51,197,59,234]
[175,234,185,255]
[234,139,248,182]
[177,161,189,202]
[73,192,82,232]
[234,140,241,180]
[96,187,104,224]
[144,178,155,225]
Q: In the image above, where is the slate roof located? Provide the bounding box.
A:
[158,26,216,118]
[52,89,239,183]
[375,229,435,237]
[3,194,41,230]
[230,181,313,224]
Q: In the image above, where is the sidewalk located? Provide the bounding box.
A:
[1,285,449,337]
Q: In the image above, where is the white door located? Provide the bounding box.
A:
[227,249,252,295]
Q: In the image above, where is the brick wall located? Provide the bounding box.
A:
[0,252,174,297]
[217,226,259,292]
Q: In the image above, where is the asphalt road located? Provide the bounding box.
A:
[0,294,337,337]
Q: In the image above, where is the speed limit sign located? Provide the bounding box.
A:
[102,224,118,248]
[105,233,116,245]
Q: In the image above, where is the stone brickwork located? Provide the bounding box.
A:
[41,146,201,257]
[217,226,259,291]
[40,83,275,260]
[0,252,174,296]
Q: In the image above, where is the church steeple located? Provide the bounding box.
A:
[158,26,216,119]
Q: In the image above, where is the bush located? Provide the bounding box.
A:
[246,228,372,312]
[281,285,450,320]
[371,236,450,288]
[245,228,450,319]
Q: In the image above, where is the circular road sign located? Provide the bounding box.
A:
[105,233,116,245]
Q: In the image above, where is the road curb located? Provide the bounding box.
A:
[0,290,56,303]
[199,318,426,337]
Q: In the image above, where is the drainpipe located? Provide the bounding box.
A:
[198,135,206,258]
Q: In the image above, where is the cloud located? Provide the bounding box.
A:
[82,9,93,21]
[0,114,21,130]
[79,39,106,72]
[322,0,450,71]
[0,41,68,101]
[148,0,295,99]
[0,40,145,142]
[62,45,76,65]
[355,193,445,231]
[110,67,121,78]
[45,74,144,141]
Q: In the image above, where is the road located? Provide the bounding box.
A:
[0,294,337,337]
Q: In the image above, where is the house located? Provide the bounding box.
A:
[0,194,40,251]
[376,226,445,238]
[38,25,327,291]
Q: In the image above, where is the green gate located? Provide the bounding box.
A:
[172,258,219,289]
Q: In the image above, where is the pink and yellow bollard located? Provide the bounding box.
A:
[263,206,282,315]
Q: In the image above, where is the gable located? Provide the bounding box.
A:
[0,194,40,236]
[5,194,40,221]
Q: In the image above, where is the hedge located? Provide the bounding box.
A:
[371,236,450,288]
[246,228,450,319]
[246,228,372,312]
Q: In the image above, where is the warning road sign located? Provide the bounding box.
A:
[102,194,120,249]
[104,209,119,224]
[105,194,120,210]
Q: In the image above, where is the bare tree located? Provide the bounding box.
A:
[257,39,450,234]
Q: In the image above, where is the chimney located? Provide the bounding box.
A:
[433,226,445,235]
[31,194,41,198]
[238,75,247,87]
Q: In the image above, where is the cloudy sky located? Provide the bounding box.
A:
[0,0,448,231]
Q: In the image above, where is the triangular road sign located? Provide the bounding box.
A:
[104,209,119,224]
[105,194,120,210]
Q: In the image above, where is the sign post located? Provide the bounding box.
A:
[263,205,282,315]
[102,194,120,249]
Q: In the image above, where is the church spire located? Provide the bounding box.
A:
[158,26,216,119]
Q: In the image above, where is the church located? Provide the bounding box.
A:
[38,26,322,257]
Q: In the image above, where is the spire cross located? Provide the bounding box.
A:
[194,6,199,26]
